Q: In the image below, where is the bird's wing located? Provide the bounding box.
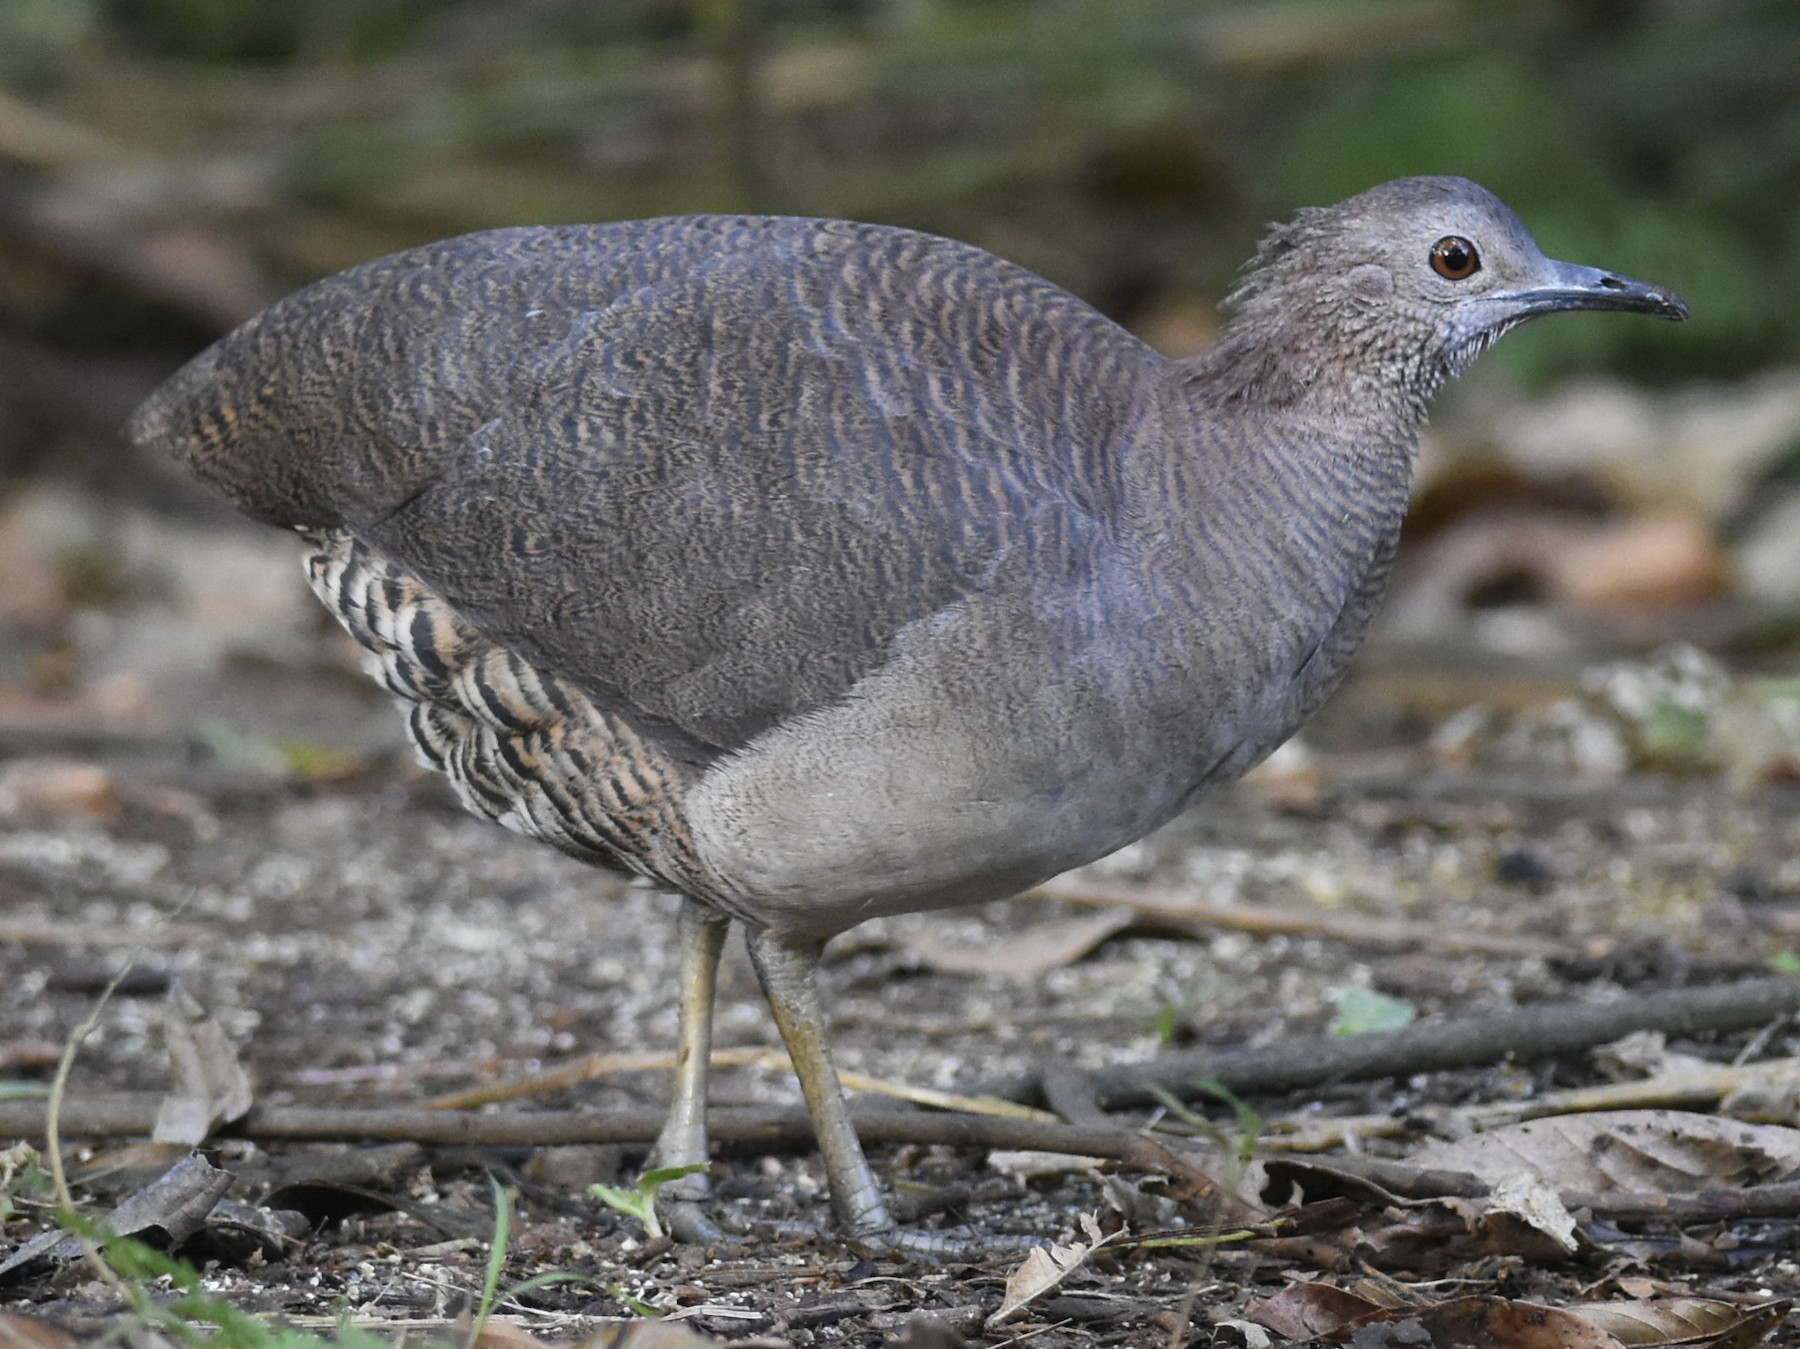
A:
[138,218,1163,760]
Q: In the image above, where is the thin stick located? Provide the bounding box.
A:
[1268,1155,1800,1222]
[17,1096,1799,1225]
[3,1096,1140,1159]
[1029,876,1563,959]
[45,959,145,1299]
[1257,1055,1800,1153]
[427,1045,1056,1121]
[997,976,1800,1110]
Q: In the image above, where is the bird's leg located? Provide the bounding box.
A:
[649,897,730,1241]
[745,926,897,1243]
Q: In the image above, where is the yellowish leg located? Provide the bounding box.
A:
[745,926,896,1241]
[650,898,730,1236]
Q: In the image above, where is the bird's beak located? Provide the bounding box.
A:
[1489,259,1689,322]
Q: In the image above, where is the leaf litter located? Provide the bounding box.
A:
[3,519,1800,1342]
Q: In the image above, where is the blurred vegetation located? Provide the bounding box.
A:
[0,0,1795,481]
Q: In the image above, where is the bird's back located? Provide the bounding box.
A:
[130,217,1172,764]
[130,217,1232,929]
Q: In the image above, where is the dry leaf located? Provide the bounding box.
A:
[1212,1320,1274,1348]
[1484,1171,1578,1254]
[1703,1300,1794,1349]
[1250,1282,1389,1339]
[1259,1291,1631,1349]
[470,1320,556,1348]
[904,910,1133,979]
[0,1313,78,1348]
[0,1318,78,1347]
[1413,1110,1800,1193]
[154,985,254,1145]
[1405,1296,1627,1349]
[986,1213,1108,1327]
[0,759,120,821]
[1577,1297,1761,1343]
[1594,1030,1713,1081]
[1720,1070,1800,1125]
[1355,1198,1575,1271]
[0,1152,233,1280]
[570,1322,729,1349]
[1550,514,1728,610]
[987,1150,1108,1181]
[885,1316,969,1349]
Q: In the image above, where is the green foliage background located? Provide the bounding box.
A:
[3,0,1795,384]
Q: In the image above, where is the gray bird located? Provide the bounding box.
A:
[128,175,1686,1251]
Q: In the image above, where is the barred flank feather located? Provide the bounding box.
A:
[302,529,702,889]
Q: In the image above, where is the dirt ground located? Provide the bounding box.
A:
[0,487,1795,1346]
[4,612,1800,1346]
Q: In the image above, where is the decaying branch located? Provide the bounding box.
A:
[1009,976,1800,1110]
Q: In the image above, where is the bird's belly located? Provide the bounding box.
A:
[684,634,1192,940]
[693,765,1159,938]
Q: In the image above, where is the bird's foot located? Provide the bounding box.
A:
[660,1197,727,1246]
[851,1222,1051,1261]
[752,1214,1049,1260]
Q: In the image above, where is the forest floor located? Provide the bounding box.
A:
[2,507,1800,1347]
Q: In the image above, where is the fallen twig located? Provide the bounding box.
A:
[1029,875,1563,958]
[1266,1155,1800,1223]
[1257,1055,1800,1152]
[1,1094,1267,1226]
[425,1046,1056,1121]
[992,977,1800,1111]
[0,1094,1134,1158]
[1568,1181,1800,1223]
[1325,765,1738,812]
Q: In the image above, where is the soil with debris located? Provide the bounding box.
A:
[3,522,1800,1346]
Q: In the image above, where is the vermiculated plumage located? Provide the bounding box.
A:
[131,212,1418,930]
[128,176,1685,1247]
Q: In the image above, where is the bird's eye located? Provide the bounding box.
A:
[1430,236,1481,281]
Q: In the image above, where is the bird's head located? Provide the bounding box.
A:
[1205,175,1687,414]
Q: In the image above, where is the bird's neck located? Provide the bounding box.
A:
[1100,364,1418,797]
[1146,365,1420,564]
[1156,307,1426,538]
[1179,301,1438,428]
[1118,351,1421,676]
